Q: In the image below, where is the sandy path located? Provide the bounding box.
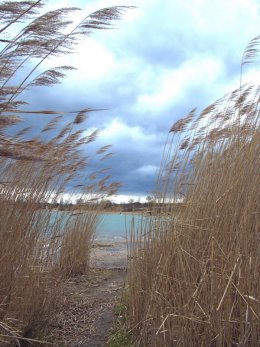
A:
[48,242,128,346]
[90,240,128,269]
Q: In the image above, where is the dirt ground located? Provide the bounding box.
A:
[90,241,128,269]
[47,242,128,347]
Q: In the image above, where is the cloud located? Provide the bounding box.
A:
[99,118,158,143]
[89,119,163,195]
[10,0,260,199]
[134,165,158,176]
[133,56,225,114]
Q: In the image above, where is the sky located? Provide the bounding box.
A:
[10,0,260,203]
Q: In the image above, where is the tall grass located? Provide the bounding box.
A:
[0,124,117,344]
[0,1,126,344]
[127,41,260,346]
[58,205,100,278]
[0,145,66,344]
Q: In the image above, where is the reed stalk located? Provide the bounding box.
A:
[0,1,126,344]
[127,40,260,346]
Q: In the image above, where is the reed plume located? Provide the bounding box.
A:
[0,1,128,344]
[127,39,260,347]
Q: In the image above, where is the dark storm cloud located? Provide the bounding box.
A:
[13,0,260,200]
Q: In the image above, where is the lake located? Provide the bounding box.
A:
[95,213,149,241]
[37,210,150,241]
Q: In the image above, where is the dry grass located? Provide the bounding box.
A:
[0,131,111,345]
[127,46,260,346]
[0,1,126,345]
[58,207,100,278]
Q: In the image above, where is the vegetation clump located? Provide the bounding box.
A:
[127,38,260,346]
[0,0,127,344]
[108,291,133,347]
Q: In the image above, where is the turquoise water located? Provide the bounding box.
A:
[36,210,149,241]
[95,213,149,241]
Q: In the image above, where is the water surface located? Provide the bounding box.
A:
[95,213,148,241]
[36,210,150,241]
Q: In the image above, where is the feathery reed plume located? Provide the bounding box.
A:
[242,35,260,66]
[0,1,129,344]
[127,39,260,346]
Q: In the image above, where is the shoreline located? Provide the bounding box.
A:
[72,210,146,215]
[90,239,128,269]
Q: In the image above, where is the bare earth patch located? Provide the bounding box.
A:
[90,240,128,269]
[47,242,127,346]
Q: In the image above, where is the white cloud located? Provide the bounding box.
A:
[46,38,117,82]
[135,56,225,113]
[134,165,158,176]
[16,0,260,196]
[99,118,157,144]
[110,194,147,203]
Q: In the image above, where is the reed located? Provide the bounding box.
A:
[0,1,126,344]
[0,127,118,344]
[127,40,260,346]
[58,203,100,278]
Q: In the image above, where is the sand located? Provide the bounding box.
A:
[90,240,128,269]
